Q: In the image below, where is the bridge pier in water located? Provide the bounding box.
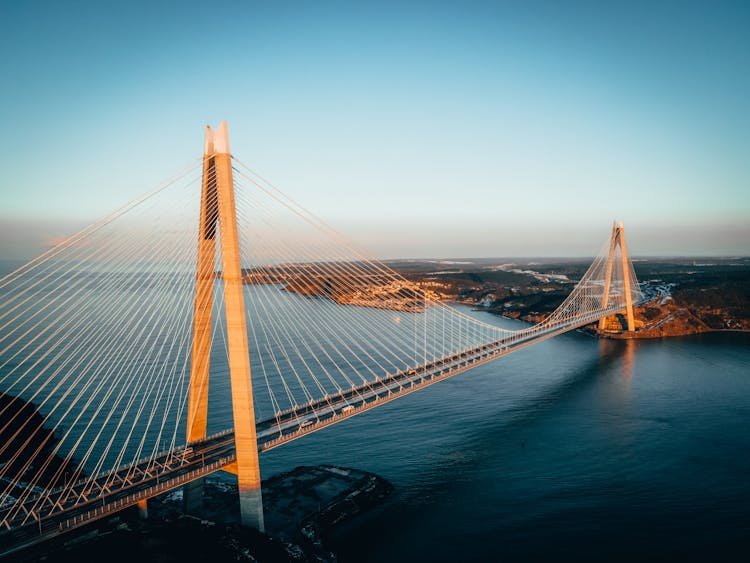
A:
[136,499,148,520]
[183,122,265,531]
[183,479,204,517]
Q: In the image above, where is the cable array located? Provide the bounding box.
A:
[231,159,510,423]
[0,161,209,525]
[0,152,642,530]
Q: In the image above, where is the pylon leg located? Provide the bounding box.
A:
[598,222,618,332]
[213,123,264,531]
[184,128,219,514]
[618,222,636,331]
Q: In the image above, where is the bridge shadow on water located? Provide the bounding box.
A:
[326,336,648,561]
[411,337,636,484]
[483,338,634,432]
[329,331,750,563]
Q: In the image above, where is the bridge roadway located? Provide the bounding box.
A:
[0,304,633,557]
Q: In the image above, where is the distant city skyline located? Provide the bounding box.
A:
[1,1,748,261]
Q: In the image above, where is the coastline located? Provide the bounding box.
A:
[23,466,393,562]
[456,299,749,340]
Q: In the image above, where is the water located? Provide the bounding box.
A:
[252,310,750,561]
[2,259,748,560]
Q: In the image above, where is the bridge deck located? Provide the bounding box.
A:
[256,304,628,450]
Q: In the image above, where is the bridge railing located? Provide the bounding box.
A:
[55,454,236,534]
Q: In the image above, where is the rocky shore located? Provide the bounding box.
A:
[0,392,81,500]
[496,299,745,340]
[28,465,393,562]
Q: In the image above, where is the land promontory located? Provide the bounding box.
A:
[388,256,750,338]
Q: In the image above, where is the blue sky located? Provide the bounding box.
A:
[1,0,748,260]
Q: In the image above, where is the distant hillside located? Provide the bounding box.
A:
[390,257,750,337]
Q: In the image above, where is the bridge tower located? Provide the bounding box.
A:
[598,221,636,333]
[184,122,265,531]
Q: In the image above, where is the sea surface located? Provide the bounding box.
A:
[255,309,750,562]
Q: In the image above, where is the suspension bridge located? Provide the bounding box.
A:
[0,122,643,557]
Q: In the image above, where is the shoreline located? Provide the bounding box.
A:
[27,465,393,562]
[458,300,750,340]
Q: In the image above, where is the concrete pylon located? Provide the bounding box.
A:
[598,221,636,333]
[183,127,219,516]
[618,221,636,332]
[184,122,265,531]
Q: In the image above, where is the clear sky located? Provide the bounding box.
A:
[0,0,748,260]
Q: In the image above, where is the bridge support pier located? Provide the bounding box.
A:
[183,478,204,516]
[136,499,148,520]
